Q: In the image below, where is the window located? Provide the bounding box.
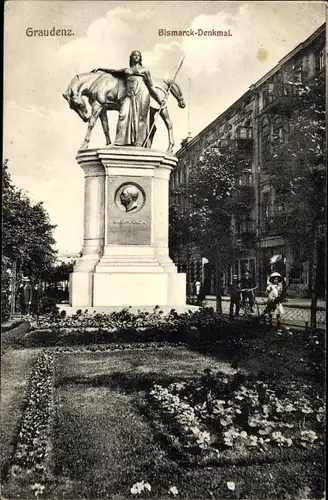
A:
[238,172,253,186]
[262,83,272,109]
[237,216,255,235]
[244,117,252,129]
[236,124,253,139]
[239,259,256,284]
[316,47,325,72]
[260,117,271,161]
[262,191,271,220]
[183,165,188,184]
[260,116,270,136]
[273,72,283,84]
[224,123,232,141]
[272,118,289,142]
[290,65,302,84]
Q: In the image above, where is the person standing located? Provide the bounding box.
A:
[229,275,241,318]
[31,283,41,316]
[22,278,33,315]
[198,284,206,306]
[194,280,201,305]
[16,282,25,314]
[262,272,284,327]
[240,270,255,312]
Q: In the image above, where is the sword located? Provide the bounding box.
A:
[143,56,185,148]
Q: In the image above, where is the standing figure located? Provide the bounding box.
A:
[31,283,41,316]
[22,278,33,315]
[92,50,164,147]
[229,275,241,318]
[198,285,206,307]
[16,282,25,314]
[262,272,284,327]
[194,280,201,305]
[240,270,255,313]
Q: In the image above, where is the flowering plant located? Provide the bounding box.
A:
[8,350,54,496]
[147,369,324,460]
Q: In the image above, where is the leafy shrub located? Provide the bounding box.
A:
[1,257,11,322]
[39,296,58,315]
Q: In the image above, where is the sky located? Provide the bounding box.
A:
[3,0,325,253]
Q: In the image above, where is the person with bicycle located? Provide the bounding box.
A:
[240,270,255,313]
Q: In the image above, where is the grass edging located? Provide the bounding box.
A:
[1,322,31,351]
[1,319,25,333]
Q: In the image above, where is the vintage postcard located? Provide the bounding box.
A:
[2,1,326,499]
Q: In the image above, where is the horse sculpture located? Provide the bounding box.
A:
[63,72,186,152]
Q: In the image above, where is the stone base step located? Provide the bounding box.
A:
[59,304,199,315]
[95,266,165,273]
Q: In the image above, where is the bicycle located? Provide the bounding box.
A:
[239,286,260,319]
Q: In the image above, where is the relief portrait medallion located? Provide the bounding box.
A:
[115,183,145,214]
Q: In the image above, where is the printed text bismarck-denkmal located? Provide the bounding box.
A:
[159,29,232,37]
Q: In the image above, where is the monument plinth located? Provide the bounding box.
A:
[70,146,186,308]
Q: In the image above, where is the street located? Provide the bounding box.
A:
[198,296,326,327]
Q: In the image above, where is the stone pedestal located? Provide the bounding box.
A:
[70,147,186,308]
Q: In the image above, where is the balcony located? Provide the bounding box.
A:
[235,220,257,249]
[219,127,253,156]
[261,83,302,116]
[261,208,293,236]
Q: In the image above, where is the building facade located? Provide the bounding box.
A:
[170,24,326,298]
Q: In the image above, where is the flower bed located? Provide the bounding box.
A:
[48,342,188,353]
[23,307,235,348]
[5,350,55,498]
[2,340,325,499]
[145,369,325,466]
[29,306,231,331]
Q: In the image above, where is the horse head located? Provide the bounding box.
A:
[62,86,90,123]
[163,79,186,109]
[178,98,186,109]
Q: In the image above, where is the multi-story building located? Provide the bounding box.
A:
[170,24,325,298]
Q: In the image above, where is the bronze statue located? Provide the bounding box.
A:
[92,50,164,147]
[63,51,185,152]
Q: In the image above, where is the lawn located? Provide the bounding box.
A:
[1,312,325,499]
[52,348,234,499]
